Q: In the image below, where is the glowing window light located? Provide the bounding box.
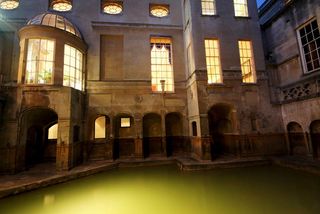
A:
[103,2,123,14]
[25,39,55,84]
[150,5,169,18]
[233,0,248,17]
[0,0,19,10]
[120,118,130,128]
[48,124,58,140]
[63,44,84,91]
[51,0,72,12]
[95,116,106,138]
[201,0,216,15]
[205,39,223,84]
[238,40,256,83]
[150,37,174,92]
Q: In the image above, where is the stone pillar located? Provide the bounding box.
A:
[284,132,291,155]
[56,119,72,171]
[134,114,143,159]
[305,132,313,157]
[199,115,212,160]
[161,112,167,157]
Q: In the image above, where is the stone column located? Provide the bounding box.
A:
[134,114,143,159]
[161,111,167,157]
[56,119,72,171]
[199,115,212,160]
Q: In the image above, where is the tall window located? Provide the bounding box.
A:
[26,39,55,84]
[298,19,320,73]
[201,0,216,15]
[233,0,248,17]
[238,40,256,83]
[48,123,58,140]
[150,37,174,92]
[95,116,106,139]
[63,44,83,90]
[205,39,222,83]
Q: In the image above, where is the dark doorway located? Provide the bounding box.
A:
[310,120,320,159]
[208,104,233,159]
[22,108,58,168]
[143,113,162,158]
[287,122,307,156]
[165,113,183,156]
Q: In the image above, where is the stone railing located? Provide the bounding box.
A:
[278,75,320,104]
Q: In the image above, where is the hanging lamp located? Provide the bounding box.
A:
[0,0,19,10]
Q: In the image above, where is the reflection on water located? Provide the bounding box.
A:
[0,165,319,214]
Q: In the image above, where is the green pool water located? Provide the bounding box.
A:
[0,165,319,214]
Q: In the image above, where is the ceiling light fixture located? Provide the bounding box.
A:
[0,0,19,10]
[51,0,72,12]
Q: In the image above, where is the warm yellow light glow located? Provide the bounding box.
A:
[103,2,122,14]
[0,0,19,10]
[121,118,130,128]
[201,0,216,15]
[26,39,55,84]
[48,124,58,140]
[205,39,222,84]
[234,0,248,17]
[238,40,256,83]
[95,116,106,138]
[63,44,84,90]
[150,5,169,17]
[151,37,174,92]
[52,1,72,12]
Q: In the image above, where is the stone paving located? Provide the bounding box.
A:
[0,156,319,199]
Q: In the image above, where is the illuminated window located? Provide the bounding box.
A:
[50,0,72,12]
[95,116,106,138]
[201,0,216,15]
[0,0,19,10]
[120,118,130,128]
[238,40,256,83]
[233,0,248,17]
[48,124,58,140]
[297,19,320,73]
[63,44,84,90]
[102,1,123,14]
[205,39,222,84]
[150,4,169,17]
[150,37,174,92]
[25,39,55,84]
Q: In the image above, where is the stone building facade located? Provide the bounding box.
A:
[260,0,320,159]
[0,0,315,173]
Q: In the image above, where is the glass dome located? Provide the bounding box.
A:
[27,13,81,38]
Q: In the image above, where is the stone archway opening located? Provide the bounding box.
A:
[287,122,307,156]
[143,113,162,158]
[310,120,320,159]
[165,112,183,157]
[21,108,58,168]
[208,103,234,159]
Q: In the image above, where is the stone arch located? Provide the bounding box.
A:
[310,120,320,159]
[143,113,163,158]
[114,113,135,159]
[165,112,183,156]
[208,103,235,159]
[287,122,307,156]
[19,107,58,168]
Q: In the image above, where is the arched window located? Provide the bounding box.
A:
[25,39,55,84]
[48,123,58,139]
[95,116,106,139]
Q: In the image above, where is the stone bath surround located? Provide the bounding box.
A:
[0,156,319,199]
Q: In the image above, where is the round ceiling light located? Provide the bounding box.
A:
[0,0,19,10]
[103,2,123,14]
[51,0,72,12]
[150,5,169,18]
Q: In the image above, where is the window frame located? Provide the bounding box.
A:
[233,0,249,17]
[238,40,257,84]
[204,38,223,84]
[94,115,107,139]
[201,0,217,16]
[296,18,320,74]
[24,37,56,85]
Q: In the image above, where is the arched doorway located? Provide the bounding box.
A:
[287,122,307,156]
[143,113,162,158]
[208,104,234,159]
[114,114,135,159]
[310,120,320,159]
[165,112,183,156]
[21,108,58,168]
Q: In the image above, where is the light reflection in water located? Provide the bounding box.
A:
[0,165,319,214]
